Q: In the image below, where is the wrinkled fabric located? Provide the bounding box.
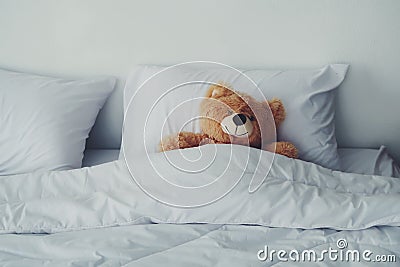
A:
[1,145,400,234]
[0,224,399,266]
[338,146,400,177]
[0,68,116,175]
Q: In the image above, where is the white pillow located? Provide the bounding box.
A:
[122,63,348,169]
[338,146,400,177]
[0,68,116,175]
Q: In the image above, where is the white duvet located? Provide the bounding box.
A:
[0,145,399,266]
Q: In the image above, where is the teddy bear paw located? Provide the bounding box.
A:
[274,142,298,158]
[264,141,298,158]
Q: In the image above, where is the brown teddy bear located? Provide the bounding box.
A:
[159,83,298,158]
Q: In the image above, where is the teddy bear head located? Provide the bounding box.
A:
[199,83,285,149]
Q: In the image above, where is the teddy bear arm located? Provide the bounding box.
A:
[268,98,286,127]
[263,141,298,158]
[159,132,212,152]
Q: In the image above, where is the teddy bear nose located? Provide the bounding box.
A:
[232,114,247,126]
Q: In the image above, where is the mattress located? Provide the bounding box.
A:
[83,146,400,177]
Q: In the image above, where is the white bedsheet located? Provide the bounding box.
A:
[2,145,400,233]
[1,224,398,266]
[1,145,400,266]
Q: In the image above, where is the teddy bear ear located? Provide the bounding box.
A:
[267,98,286,127]
[205,82,234,98]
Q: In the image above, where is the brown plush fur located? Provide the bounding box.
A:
[159,83,298,158]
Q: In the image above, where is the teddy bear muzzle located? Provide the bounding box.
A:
[221,113,254,137]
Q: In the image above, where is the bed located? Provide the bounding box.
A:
[1,1,400,266]
[1,67,400,266]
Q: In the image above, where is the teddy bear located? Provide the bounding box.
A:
[159,83,298,158]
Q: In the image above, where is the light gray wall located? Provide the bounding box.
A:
[0,0,399,161]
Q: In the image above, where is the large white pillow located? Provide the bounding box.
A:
[0,68,115,175]
[122,63,348,170]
